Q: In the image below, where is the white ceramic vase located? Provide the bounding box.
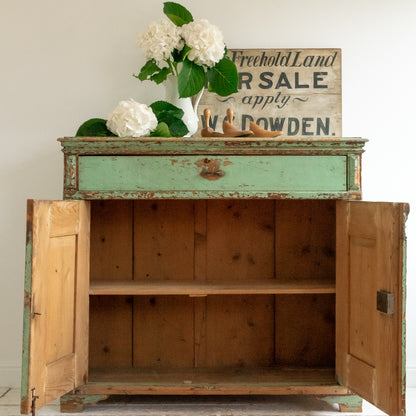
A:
[164,75,204,137]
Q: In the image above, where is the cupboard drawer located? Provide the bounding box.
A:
[78,155,347,194]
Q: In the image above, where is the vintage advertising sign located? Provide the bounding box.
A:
[197,48,341,137]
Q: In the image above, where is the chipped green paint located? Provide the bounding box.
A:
[402,234,407,394]
[59,136,368,156]
[64,189,362,201]
[335,373,344,387]
[64,155,77,189]
[59,137,366,201]
[60,137,366,200]
[319,394,363,411]
[60,393,109,412]
[401,206,409,406]
[20,201,33,413]
[78,155,347,194]
[347,154,360,191]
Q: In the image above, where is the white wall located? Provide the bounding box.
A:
[1,0,415,388]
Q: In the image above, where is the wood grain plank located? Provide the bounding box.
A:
[202,201,275,368]
[90,201,133,282]
[206,200,275,281]
[275,294,335,367]
[133,296,194,368]
[83,367,346,395]
[194,201,207,368]
[134,200,195,281]
[24,200,89,412]
[204,295,275,368]
[89,201,133,371]
[133,201,195,369]
[89,296,133,370]
[45,354,75,403]
[275,200,336,281]
[89,280,336,295]
[336,201,408,416]
[78,383,348,396]
[88,366,337,384]
[49,203,79,237]
[75,201,90,386]
[349,236,376,366]
[335,201,349,387]
[45,236,76,363]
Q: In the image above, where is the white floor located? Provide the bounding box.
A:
[1,388,415,416]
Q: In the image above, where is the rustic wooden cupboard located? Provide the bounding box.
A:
[21,137,408,416]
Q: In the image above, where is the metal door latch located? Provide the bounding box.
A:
[31,294,42,318]
[377,290,395,315]
[31,387,39,416]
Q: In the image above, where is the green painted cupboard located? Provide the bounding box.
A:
[21,137,408,416]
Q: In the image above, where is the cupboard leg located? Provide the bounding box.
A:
[318,394,363,413]
[60,393,109,413]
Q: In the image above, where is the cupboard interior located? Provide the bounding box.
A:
[88,199,336,384]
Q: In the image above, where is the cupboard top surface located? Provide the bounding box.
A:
[59,136,367,155]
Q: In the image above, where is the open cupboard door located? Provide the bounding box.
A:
[21,200,90,414]
[336,201,408,416]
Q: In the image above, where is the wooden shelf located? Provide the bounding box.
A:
[89,279,335,296]
[80,367,346,395]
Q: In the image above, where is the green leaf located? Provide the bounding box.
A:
[163,2,193,26]
[178,58,206,97]
[134,59,161,81]
[167,118,189,137]
[150,67,171,84]
[156,110,189,137]
[76,118,116,137]
[206,57,239,97]
[172,45,191,62]
[150,100,184,119]
[149,100,189,137]
[150,122,171,137]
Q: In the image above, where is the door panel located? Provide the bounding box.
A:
[336,201,408,416]
[21,200,90,414]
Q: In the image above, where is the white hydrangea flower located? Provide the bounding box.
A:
[107,100,158,137]
[138,18,183,63]
[181,19,225,67]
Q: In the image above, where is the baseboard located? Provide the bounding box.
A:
[0,362,20,388]
[407,365,416,388]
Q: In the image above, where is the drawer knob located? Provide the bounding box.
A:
[197,158,226,181]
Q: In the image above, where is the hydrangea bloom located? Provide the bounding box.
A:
[107,100,158,137]
[138,18,183,62]
[181,19,225,67]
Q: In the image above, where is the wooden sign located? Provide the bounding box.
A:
[197,48,342,137]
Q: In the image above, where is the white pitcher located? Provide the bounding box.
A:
[164,74,204,137]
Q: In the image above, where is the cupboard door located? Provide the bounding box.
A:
[336,201,408,416]
[21,200,90,414]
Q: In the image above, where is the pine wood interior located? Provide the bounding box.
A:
[88,199,336,384]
